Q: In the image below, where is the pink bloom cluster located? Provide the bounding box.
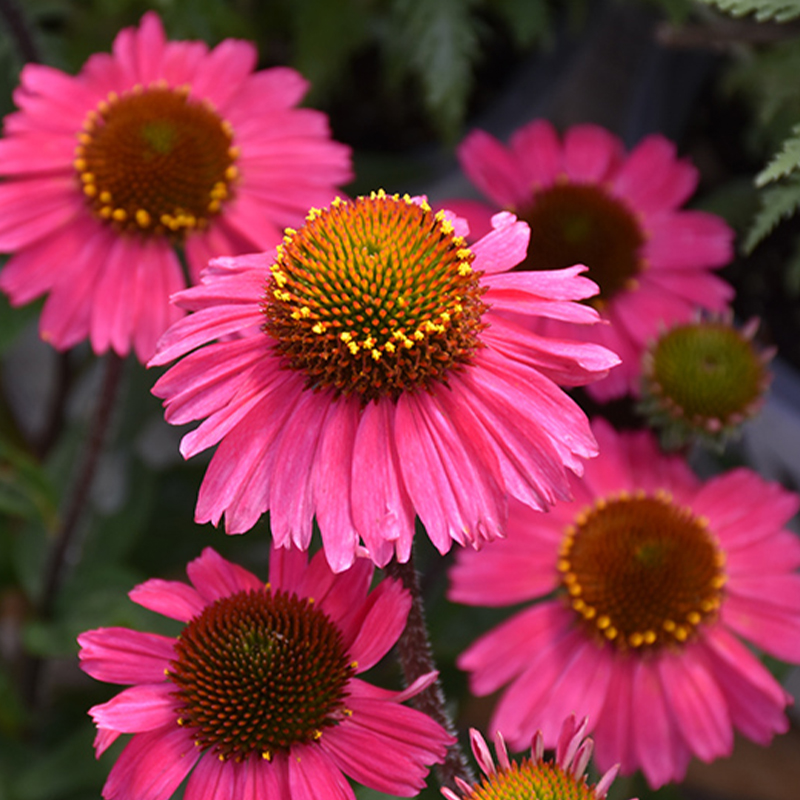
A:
[450,419,800,787]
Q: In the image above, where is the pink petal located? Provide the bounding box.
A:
[656,647,733,762]
[190,39,258,111]
[288,745,354,800]
[89,683,176,734]
[128,579,206,622]
[347,577,411,671]
[351,400,415,567]
[458,129,530,208]
[456,602,571,698]
[470,212,530,275]
[183,753,236,800]
[563,124,623,183]
[509,119,563,189]
[644,210,733,269]
[631,659,691,788]
[311,398,362,573]
[103,727,200,800]
[78,628,175,685]
[611,135,698,214]
[320,697,449,796]
[186,547,263,603]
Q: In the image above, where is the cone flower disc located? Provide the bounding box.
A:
[449,418,800,788]
[0,12,351,361]
[78,546,453,800]
[446,120,734,400]
[150,192,620,571]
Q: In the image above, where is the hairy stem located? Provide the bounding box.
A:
[385,553,474,791]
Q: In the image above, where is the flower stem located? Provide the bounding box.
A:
[385,552,474,790]
[23,353,124,708]
[0,0,40,64]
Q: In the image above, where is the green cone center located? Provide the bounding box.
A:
[559,492,726,650]
[263,192,488,402]
[75,85,238,236]
[169,587,354,761]
[650,322,765,422]
[517,183,645,306]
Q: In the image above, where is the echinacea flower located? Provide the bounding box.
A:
[78,545,452,800]
[443,715,623,800]
[0,12,351,362]
[150,191,620,571]
[446,120,734,400]
[449,418,800,788]
[639,316,773,449]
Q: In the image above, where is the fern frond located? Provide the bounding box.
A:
[743,176,800,253]
[756,126,800,186]
[695,0,800,21]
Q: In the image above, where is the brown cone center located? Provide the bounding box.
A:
[168,587,354,761]
[558,491,726,650]
[517,183,645,306]
[74,84,238,237]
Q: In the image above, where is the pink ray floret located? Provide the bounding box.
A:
[445,120,734,400]
[79,545,452,800]
[0,12,351,362]
[150,200,620,571]
[449,418,800,788]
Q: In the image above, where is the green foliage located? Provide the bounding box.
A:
[387,0,480,141]
[723,40,800,154]
[743,175,800,252]
[695,0,800,21]
[757,124,800,185]
[488,0,553,47]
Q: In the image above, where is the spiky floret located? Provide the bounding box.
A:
[443,716,621,800]
[263,191,487,401]
[640,316,774,450]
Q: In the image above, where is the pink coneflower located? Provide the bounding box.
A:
[449,418,800,788]
[443,715,623,800]
[150,191,620,571]
[78,545,452,800]
[0,12,351,362]
[447,120,734,400]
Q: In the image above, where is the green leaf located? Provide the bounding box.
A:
[0,438,57,526]
[389,0,480,140]
[695,0,800,21]
[756,125,800,186]
[743,175,800,252]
